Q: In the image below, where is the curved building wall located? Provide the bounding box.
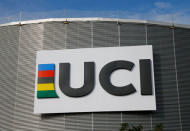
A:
[0,19,190,131]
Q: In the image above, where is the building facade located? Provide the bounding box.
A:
[0,18,190,131]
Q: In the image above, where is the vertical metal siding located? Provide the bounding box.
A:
[0,25,19,130]
[92,21,121,131]
[77,22,92,48]
[175,28,190,131]
[65,22,93,131]
[120,23,146,46]
[147,25,181,131]
[65,113,92,131]
[120,23,151,131]
[39,22,66,131]
[93,22,119,47]
[43,22,65,50]
[12,24,43,131]
[93,112,121,131]
[41,22,93,131]
[66,22,78,49]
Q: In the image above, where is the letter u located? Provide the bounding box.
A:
[59,62,95,97]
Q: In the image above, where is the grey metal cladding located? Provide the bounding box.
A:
[66,22,79,49]
[0,26,19,78]
[64,22,92,131]
[175,28,190,131]
[147,25,181,131]
[39,113,66,131]
[43,22,55,49]
[0,25,19,131]
[147,25,175,69]
[65,113,92,131]
[152,69,181,131]
[43,22,65,50]
[65,22,92,49]
[92,21,121,131]
[40,21,92,131]
[120,23,151,131]
[120,23,146,46]
[43,21,92,50]
[12,24,43,131]
[93,22,119,47]
[39,22,66,131]
[77,22,92,48]
[93,112,121,131]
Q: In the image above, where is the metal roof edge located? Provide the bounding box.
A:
[0,17,190,29]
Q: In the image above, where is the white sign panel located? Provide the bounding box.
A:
[34,45,156,114]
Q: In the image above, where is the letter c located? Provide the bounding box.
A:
[99,60,136,96]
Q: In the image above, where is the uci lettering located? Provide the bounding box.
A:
[59,60,153,97]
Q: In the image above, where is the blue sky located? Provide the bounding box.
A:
[0,0,190,24]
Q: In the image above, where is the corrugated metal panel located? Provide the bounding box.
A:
[66,22,92,49]
[38,114,66,131]
[93,112,121,131]
[0,25,19,130]
[12,24,43,131]
[93,22,119,47]
[38,22,66,131]
[64,22,93,131]
[66,22,78,49]
[43,22,65,50]
[175,28,190,131]
[65,113,92,131]
[77,22,92,48]
[40,22,93,131]
[147,25,181,131]
[120,23,151,131]
[147,25,175,69]
[92,21,121,131]
[120,23,146,46]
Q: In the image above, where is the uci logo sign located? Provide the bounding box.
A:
[34,46,156,114]
[59,59,153,97]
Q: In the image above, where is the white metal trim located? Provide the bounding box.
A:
[1,17,190,29]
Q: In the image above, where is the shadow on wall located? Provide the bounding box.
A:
[153,53,165,114]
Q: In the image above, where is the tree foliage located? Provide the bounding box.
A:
[120,123,163,131]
